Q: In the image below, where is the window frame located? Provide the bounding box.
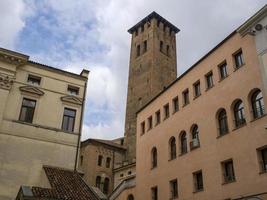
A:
[169,179,178,199]
[27,74,41,86]
[233,49,244,69]
[67,85,79,96]
[98,155,103,166]
[193,81,201,98]
[182,89,189,106]
[155,110,161,125]
[151,147,157,169]
[151,186,158,200]
[218,109,229,136]
[164,103,170,119]
[233,100,246,128]
[218,61,228,80]
[61,107,76,132]
[141,121,146,135]
[172,96,179,113]
[136,44,141,57]
[221,159,236,184]
[193,170,204,192]
[251,90,265,119]
[19,98,37,123]
[205,71,214,90]
[148,116,153,131]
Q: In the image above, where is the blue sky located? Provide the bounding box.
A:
[0,0,266,140]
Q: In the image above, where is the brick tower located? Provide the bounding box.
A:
[124,12,180,162]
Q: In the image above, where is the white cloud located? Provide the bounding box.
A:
[1,0,266,141]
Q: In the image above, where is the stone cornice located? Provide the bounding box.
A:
[0,48,29,65]
[61,95,83,105]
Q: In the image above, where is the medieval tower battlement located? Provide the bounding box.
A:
[124,12,180,161]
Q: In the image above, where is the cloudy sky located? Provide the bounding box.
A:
[0,0,266,140]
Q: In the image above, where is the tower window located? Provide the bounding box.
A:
[143,40,147,53]
[155,110,161,125]
[164,103,170,119]
[183,89,189,106]
[172,96,179,113]
[193,81,201,97]
[148,116,153,130]
[98,155,103,166]
[166,45,170,56]
[160,41,163,52]
[141,121,145,135]
[106,157,111,168]
[136,45,141,57]
[141,25,144,32]
[135,30,138,37]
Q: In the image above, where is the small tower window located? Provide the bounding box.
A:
[136,45,141,57]
[166,45,170,56]
[160,41,163,52]
[141,25,144,32]
[143,40,147,53]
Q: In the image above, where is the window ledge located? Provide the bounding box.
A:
[168,157,177,162]
[147,128,152,132]
[151,166,157,170]
[179,152,188,157]
[155,122,160,127]
[216,132,230,139]
[250,113,267,123]
[259,170,267,175]
[182,103,189,108]
[232,123,247,132]
[222,179,236,185]
[163,116,170,121]
[190,145,200,151]
[12,120,78,135]
[169,196,178,200]
[218,75,229,82]
[172,110,179,115]
[205,85,214,92]
[193,94,201,100]
[233,63,245,71]
[193,189,204,193]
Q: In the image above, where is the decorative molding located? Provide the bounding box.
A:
[61,95,83,105]
[19,85,45,96]
[0,73,15,90]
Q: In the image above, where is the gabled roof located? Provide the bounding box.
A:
[81,138,126,151]
[128,11,180,34]
[16,165,100,200]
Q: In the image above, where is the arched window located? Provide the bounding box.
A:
[127,194,134,200]
[180,131,187,154]
[234,100,246,127]
[169,137,176,160]
[98,155,103,166]
[103,177,109,194]
[190,125,200,149]
[95,176,101,188]
[151,147,157,168]
[218,109,229,135]
[251,90,265,118]
[106,157,111,168]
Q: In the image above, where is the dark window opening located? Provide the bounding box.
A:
[68,85,79,95]
[219,62,228,79]
[160,41,163,52]
[143,40,147,53]
[172,97,179,113]
[106,157,111,168]
[166,45,170,56]
[164,103,170,119]
[259,147,267,173]
[155,110,161,125]
[141,121,145,135]
[218,109,229,135]
[148,116,153,130]
[206,72,213,89]
[252,90,265,118]
[128,194,134,200]
[193,171,204,192]
[95,176,101,188]
[80,155,83,166]
[180,132,187,154]
[170,179,178,199]
[136,45,141,57]
[98,155,103,166]
[151,147,157,168]
[19,98,36,123]
[183,89,189,106]
[27,75,41,86]
[234,50,244,68]
[222,160,235,183]
[194,81,201,97]
[151,186,158,200]
[62,108,76,132]
[190,125,200,149]
[169,137,177,160]
[233,100,246,127]
[103,177,109,194]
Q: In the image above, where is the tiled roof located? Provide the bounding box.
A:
[30,166,100,200]
[81,138,126,151]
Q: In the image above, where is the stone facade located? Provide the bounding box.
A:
[124,12,179,161]
[0,48,88,200]
[136,6,267,200]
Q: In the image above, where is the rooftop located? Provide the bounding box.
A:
[128,11,180,34]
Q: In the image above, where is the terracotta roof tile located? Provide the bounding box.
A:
[31,166,99,200]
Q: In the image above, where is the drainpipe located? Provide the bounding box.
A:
[74,74,88,171]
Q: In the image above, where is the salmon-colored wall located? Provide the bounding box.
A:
[136,33,267,200]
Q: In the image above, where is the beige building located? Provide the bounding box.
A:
[0,48,88,200]
[79,138,126,196]
[136,5,267,200]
